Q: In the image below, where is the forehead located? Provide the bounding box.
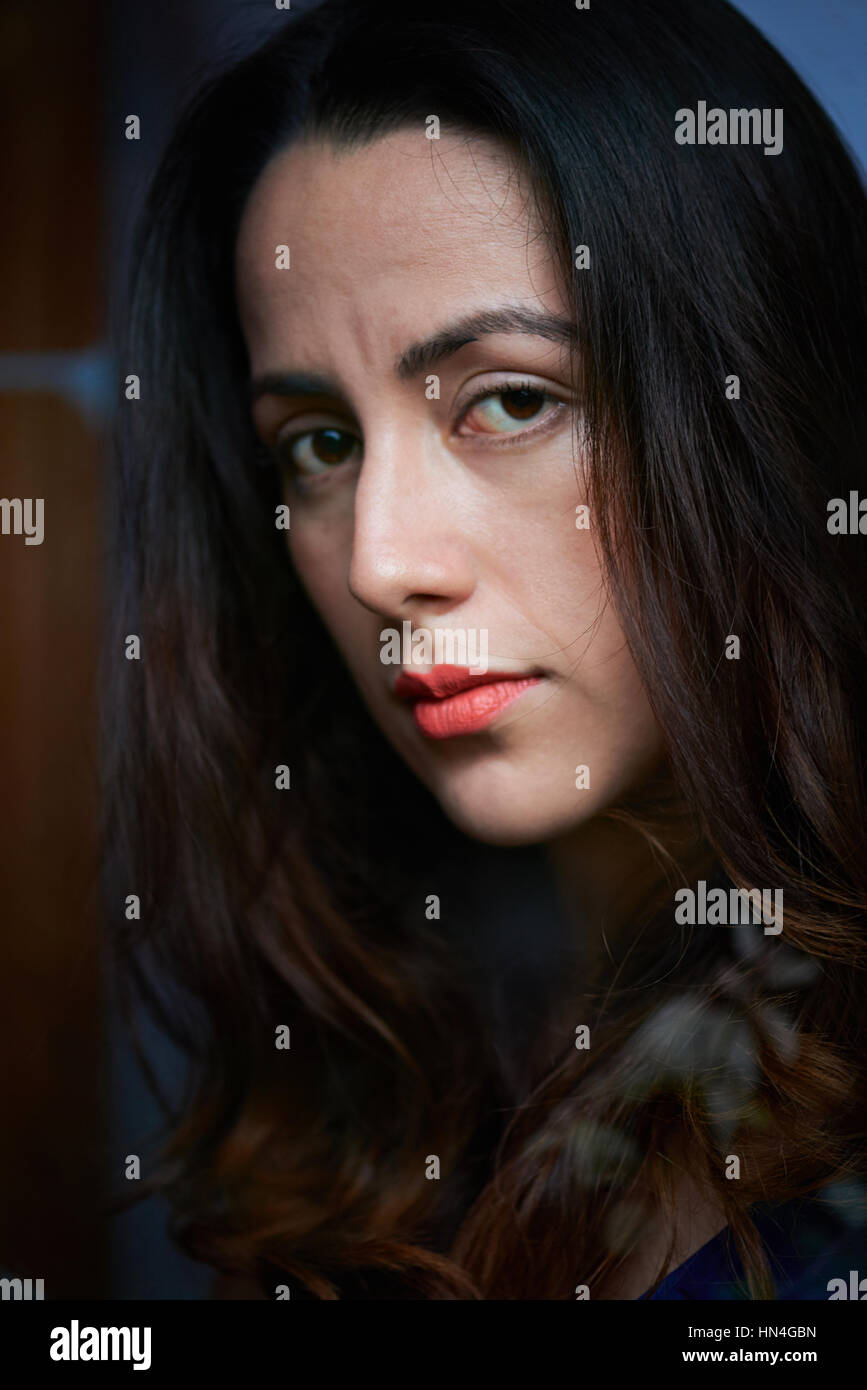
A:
[234,129,566,363]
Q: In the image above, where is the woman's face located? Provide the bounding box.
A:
[236,129,665,845]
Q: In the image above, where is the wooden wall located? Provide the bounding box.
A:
[0,0,105,1297]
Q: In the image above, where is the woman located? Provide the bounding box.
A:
[106,0,867,1299]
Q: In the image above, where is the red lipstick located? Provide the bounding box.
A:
[394,664,542,739]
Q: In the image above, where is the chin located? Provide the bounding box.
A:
[433,780,603,848]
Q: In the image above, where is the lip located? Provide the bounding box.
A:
[394,664,543,739]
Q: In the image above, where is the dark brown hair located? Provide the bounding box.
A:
[105,0,867,1298]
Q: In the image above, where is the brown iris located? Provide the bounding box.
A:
[499,387,546,419]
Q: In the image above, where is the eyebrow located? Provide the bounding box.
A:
[394,307,578,381]
[250,369,339,402]
[249,306,578,402]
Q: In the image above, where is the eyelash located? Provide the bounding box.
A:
[260,378,566,476]
[455,379,563,444]
[462,378,535,408]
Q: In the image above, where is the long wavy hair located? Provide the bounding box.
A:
[104,0,867,1298]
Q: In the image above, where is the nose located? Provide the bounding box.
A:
[347,419,475,621]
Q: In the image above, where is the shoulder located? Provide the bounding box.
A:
[647,1189,867,1302]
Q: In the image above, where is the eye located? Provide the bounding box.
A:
[457,382,562,437]
[278,426,361,476]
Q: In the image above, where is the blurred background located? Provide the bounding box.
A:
[0,0,863,1299]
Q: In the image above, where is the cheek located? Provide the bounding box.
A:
[521,525,662,764]
[583,635,665,786]
[287,524,347,625]
[286,525,374,670]
[566,591,660,748]
[509,514,609,665]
